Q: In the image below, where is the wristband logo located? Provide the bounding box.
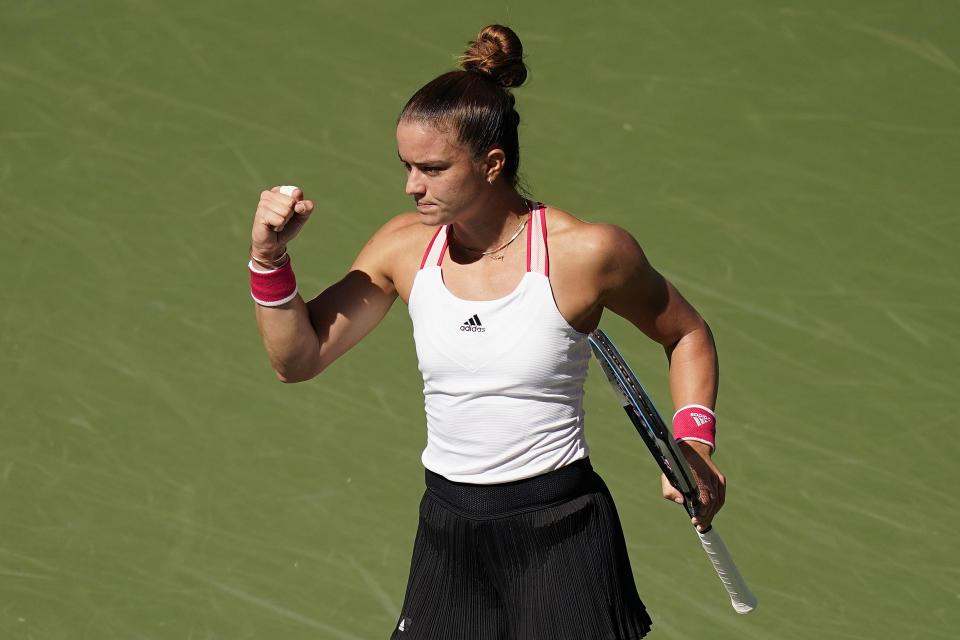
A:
[691,412,714,427]
[460,314,485,332]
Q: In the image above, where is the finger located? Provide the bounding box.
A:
[661,474,684,505]
[691,496,713,531]
[691,514,712,533]
[692,487,717,530]
[259,191,295,216]
[293,200,314,215]
[264,214,291,233]
[702,472,726,517]
[697,500,718,525]
[278,185,301,199]
[259,200,293,220]
[701,491,726,527]
[698,482,719,518]
[264,186,300,209]
[256,200,292,225]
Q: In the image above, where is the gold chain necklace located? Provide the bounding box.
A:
[455,214,529,256]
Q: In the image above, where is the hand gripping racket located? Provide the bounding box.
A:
[588,329,758,614]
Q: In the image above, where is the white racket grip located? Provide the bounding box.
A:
[278,185,298,196]
[697,527,758,614]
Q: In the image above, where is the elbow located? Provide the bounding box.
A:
[665,318,716,359]
[685,316,714,346]
[272,358,328,384]
[275,370,308,384]
[701,319,717,351]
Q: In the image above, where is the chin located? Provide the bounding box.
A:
[416,210,446,226]
[418,204,458,224]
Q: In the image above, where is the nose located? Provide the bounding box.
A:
[405,168,424,197]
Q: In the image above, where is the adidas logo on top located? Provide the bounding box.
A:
[691,412,712,427]
[460,314,485,332]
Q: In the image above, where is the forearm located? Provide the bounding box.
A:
[665,320,718,411]
[665,319,725,529]
[255,297,323,382]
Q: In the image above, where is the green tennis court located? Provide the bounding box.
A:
[2,1,958,637]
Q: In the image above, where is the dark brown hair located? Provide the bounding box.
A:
[399,25,527,186]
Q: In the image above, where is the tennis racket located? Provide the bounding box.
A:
[588,329,758,614]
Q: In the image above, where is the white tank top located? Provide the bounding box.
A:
[408,201,591,484]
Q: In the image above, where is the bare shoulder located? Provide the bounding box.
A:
[540,205,653,331]
[355,213,432,259]
[544,205,648,280]
[363,212,429,244]
[353,212,439,301]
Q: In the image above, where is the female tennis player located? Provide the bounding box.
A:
[248,25,724,639]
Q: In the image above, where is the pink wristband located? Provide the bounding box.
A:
[249,258,298,307]
[672,404,716,452]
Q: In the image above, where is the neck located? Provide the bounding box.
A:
[449,188,530,255]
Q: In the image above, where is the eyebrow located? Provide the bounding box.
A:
[397,152,447,166]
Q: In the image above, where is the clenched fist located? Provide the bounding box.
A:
[250,186,315,263]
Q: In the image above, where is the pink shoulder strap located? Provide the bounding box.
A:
[418,202,547,272]
[525,201,549,276]
[419,225,449,269]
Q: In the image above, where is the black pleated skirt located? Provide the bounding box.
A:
[390,458,652,639]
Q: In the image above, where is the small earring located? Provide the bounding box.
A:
[487,176,494,184]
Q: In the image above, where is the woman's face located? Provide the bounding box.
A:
[397,120,489,226]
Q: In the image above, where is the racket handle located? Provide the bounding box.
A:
[697,526,758,614]
[279,185,298,196]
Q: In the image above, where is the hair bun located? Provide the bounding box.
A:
[461,25,527,88]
